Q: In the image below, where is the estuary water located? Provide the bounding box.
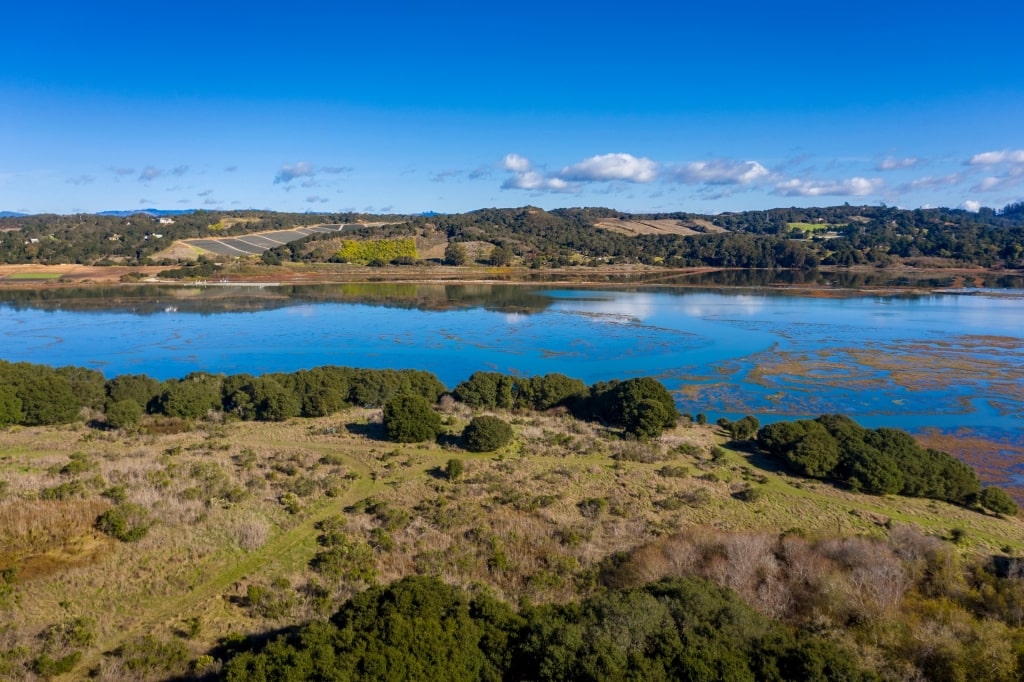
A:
[1,283,1022,435]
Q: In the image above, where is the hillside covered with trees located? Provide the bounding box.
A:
[2,203,1023,271]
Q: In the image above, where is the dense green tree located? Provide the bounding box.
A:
[0,385,23,427]
[979,487,1019,516]
[623,398,674,439]
[0,362,80,425]
[253,376,301,421]
[382,394,442,443]
[462,415,514,451]
[105,399,143,430]
[452,372,516,410]
[157,372,223,419]
[294,366,352,417]
[105,373,161,412]
[57,366,106,411]
[515,373,587,411]
[444,241,468,265]
[589,377,679,430]
[488,245,514,266]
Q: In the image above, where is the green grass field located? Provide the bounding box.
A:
[787,221,846,232]
[4,272,63,280]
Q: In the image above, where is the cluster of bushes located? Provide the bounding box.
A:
[221,574,871,681]
[0,361,449,428]
[336,237,418,265]
[452,372,679,438]
[757,414,1017,514]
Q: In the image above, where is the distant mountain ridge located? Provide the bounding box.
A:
[0,211,27,218]
[96,208,196,218]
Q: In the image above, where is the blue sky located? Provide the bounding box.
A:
[2,1,1023,215]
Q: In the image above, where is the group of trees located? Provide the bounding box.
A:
[756,414,1017,514]
[221,574,872,681]
[3,203,1023,269]
[0,210,386,266]
[0,361,447,428]
[261,203,1024,271]
[336,237,418,265]
[451,372,680,438]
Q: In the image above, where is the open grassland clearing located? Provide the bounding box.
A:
[595,218,726,236]
[0,410,1022,679]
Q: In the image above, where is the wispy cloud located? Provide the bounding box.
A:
[669,159,769,185]
[139,166,162,181]
[559,153,657,183]
[877,156,921,171]
[170,165,189,176]
[65,175,94,185]
[967,149,1024,166]
[224,165,238,172]
[971,174,1024,192]
[275,161,351,186]
[305,195,329,204]
[432,169,459,183]
[274,161,315,184]
[965,148,1024,193]
[775,176,883,197]
[197,189,213,197]
[895,173,961,192]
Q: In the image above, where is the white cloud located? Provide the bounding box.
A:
[501,171,573,192]
[877,156,920,171]
[139,166,162,181]
[896,173,961,192]
[968,149,1024,166]
[559,153,657,183]
[305,195,329,204]
[670,159,769,185]
[960,200,981,212]
[970,173,1024,192]
[775,176,883,197]
[503,153,532,172]
[274,161,315,184]
[170,165,189,176]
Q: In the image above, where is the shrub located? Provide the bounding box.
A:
[96,503,152,542]
[383,394,442,443]
[623,398,674,439]
[445,458,464,480]
[979,487,1019,516]
[462,415,514,452]
[106,398,143,429]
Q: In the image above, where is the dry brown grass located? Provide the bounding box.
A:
[0,410,1022,678]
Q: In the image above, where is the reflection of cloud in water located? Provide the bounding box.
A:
[685,295,767,318]
[286,305,318,317]
[503,312,529,323]
[561,293,659,323]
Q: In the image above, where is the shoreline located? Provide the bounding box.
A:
[1,262,1020,295]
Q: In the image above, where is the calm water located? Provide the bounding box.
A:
[1,284,1022,438]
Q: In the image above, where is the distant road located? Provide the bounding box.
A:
[181,223,353,257]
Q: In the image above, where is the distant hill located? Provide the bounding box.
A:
[96,208,195,218]
[0,211,27,218]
